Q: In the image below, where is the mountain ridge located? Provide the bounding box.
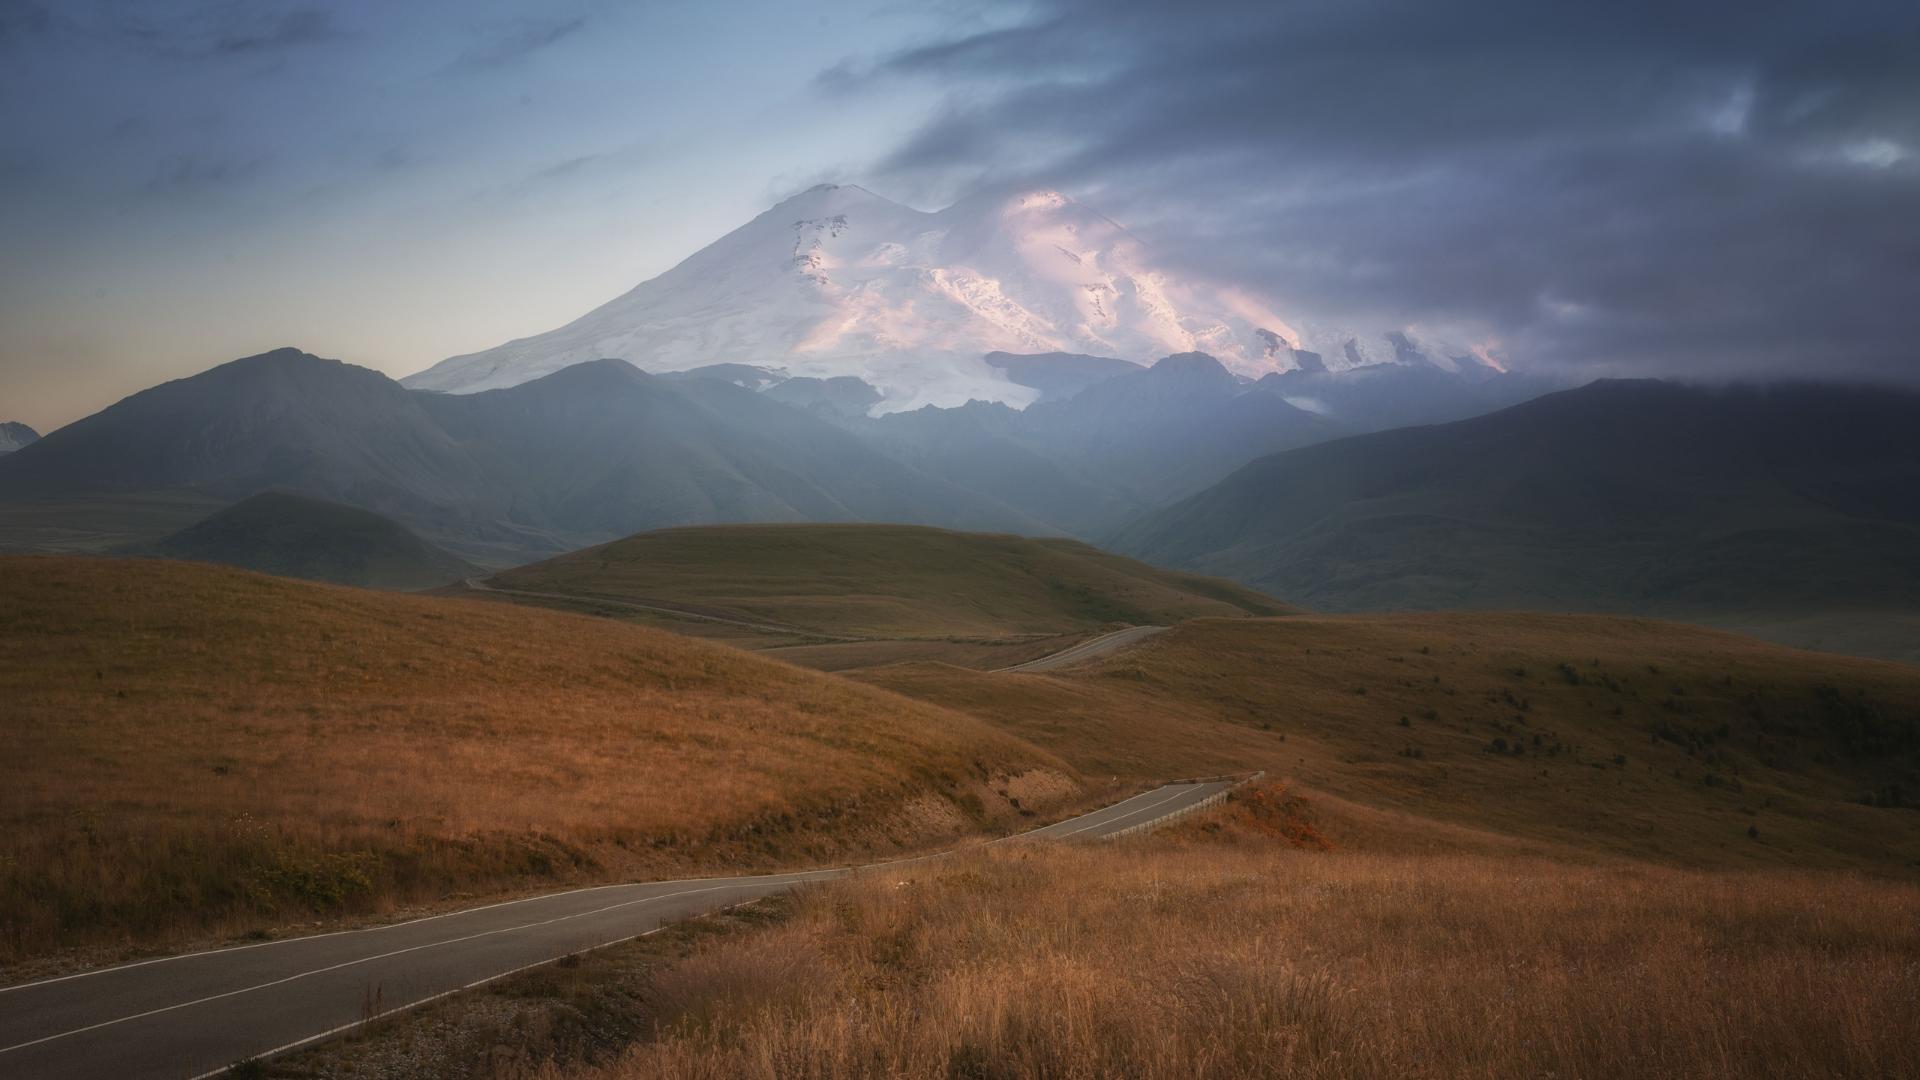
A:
[0,349,1054,561]
[1112,377,1920,657]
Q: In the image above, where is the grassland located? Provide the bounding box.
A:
[259,779,1920,1080]
[0,556,1081,964]
[858,614,1920,872]
[12,530,1920,1077]
[553,790,1920,1080]
[485,524,1292,640]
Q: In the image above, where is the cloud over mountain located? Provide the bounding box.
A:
[832,0,1920,385]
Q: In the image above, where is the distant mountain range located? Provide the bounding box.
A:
[12,348,1916,663]
[0,349,1052,561]
[0,346,1549,559]
[402,184,1507,412]
[845,353,1334,534]
[152,492,478,590]
[663,348,1553,536]
[1114,379,1920,659]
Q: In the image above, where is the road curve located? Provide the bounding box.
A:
[0,781,1234,1080]
[995,624,1168,673]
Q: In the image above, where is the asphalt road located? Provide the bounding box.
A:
[995,624,1168,673]
[0,780,1235,1080]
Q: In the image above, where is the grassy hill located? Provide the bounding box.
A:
[0,557,1075,962]
[857,614,1920,873]
[486,524,1295,640]
[152,491,480,590]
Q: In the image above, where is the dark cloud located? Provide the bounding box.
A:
[55,4,350,61]
[143,152,270,194]
[208,8,337,55]
[448,16,587,73]
[839,0,1920,383]
[0,1,52,45]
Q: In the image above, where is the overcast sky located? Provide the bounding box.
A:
[2,0,1916,431]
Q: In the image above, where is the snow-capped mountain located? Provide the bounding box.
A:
[405,184,1378,412]
[0,421,40,455]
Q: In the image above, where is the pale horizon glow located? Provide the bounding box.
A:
[0,1,965,432]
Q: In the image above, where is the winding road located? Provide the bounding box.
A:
[0,780,1236,1080]
[995,624,1168,672]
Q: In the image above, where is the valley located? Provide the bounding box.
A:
[463,521,1920,873]
[3,515,1918,1078]
[6,343,1920,1079]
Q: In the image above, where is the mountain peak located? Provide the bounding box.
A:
[230,346,326,366]
[181,348,362,391]
[403,186,1500,409]
[510,357,648,393]
[1149,352,1233,380]
[198,348,349,383]
[0,420,39,455]
[767,182,906,217]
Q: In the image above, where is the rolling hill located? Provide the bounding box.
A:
[485,524,1295,640]
[857,613,1920,872]
[1113,379,1920,660]
[151,491,479,590]
[0,556,1073,960]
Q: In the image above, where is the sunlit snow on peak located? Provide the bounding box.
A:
[1014,190,1070,211]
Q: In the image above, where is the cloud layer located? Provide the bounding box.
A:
[838,0,1920,382]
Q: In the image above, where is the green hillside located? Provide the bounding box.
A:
[154,491,480,590]
[488,524,1295,639]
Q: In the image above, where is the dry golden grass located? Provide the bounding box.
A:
[0,556,1080,963]
[560,799,1920,1080]
[488,524,1292,639]
[858,614,1920,871]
